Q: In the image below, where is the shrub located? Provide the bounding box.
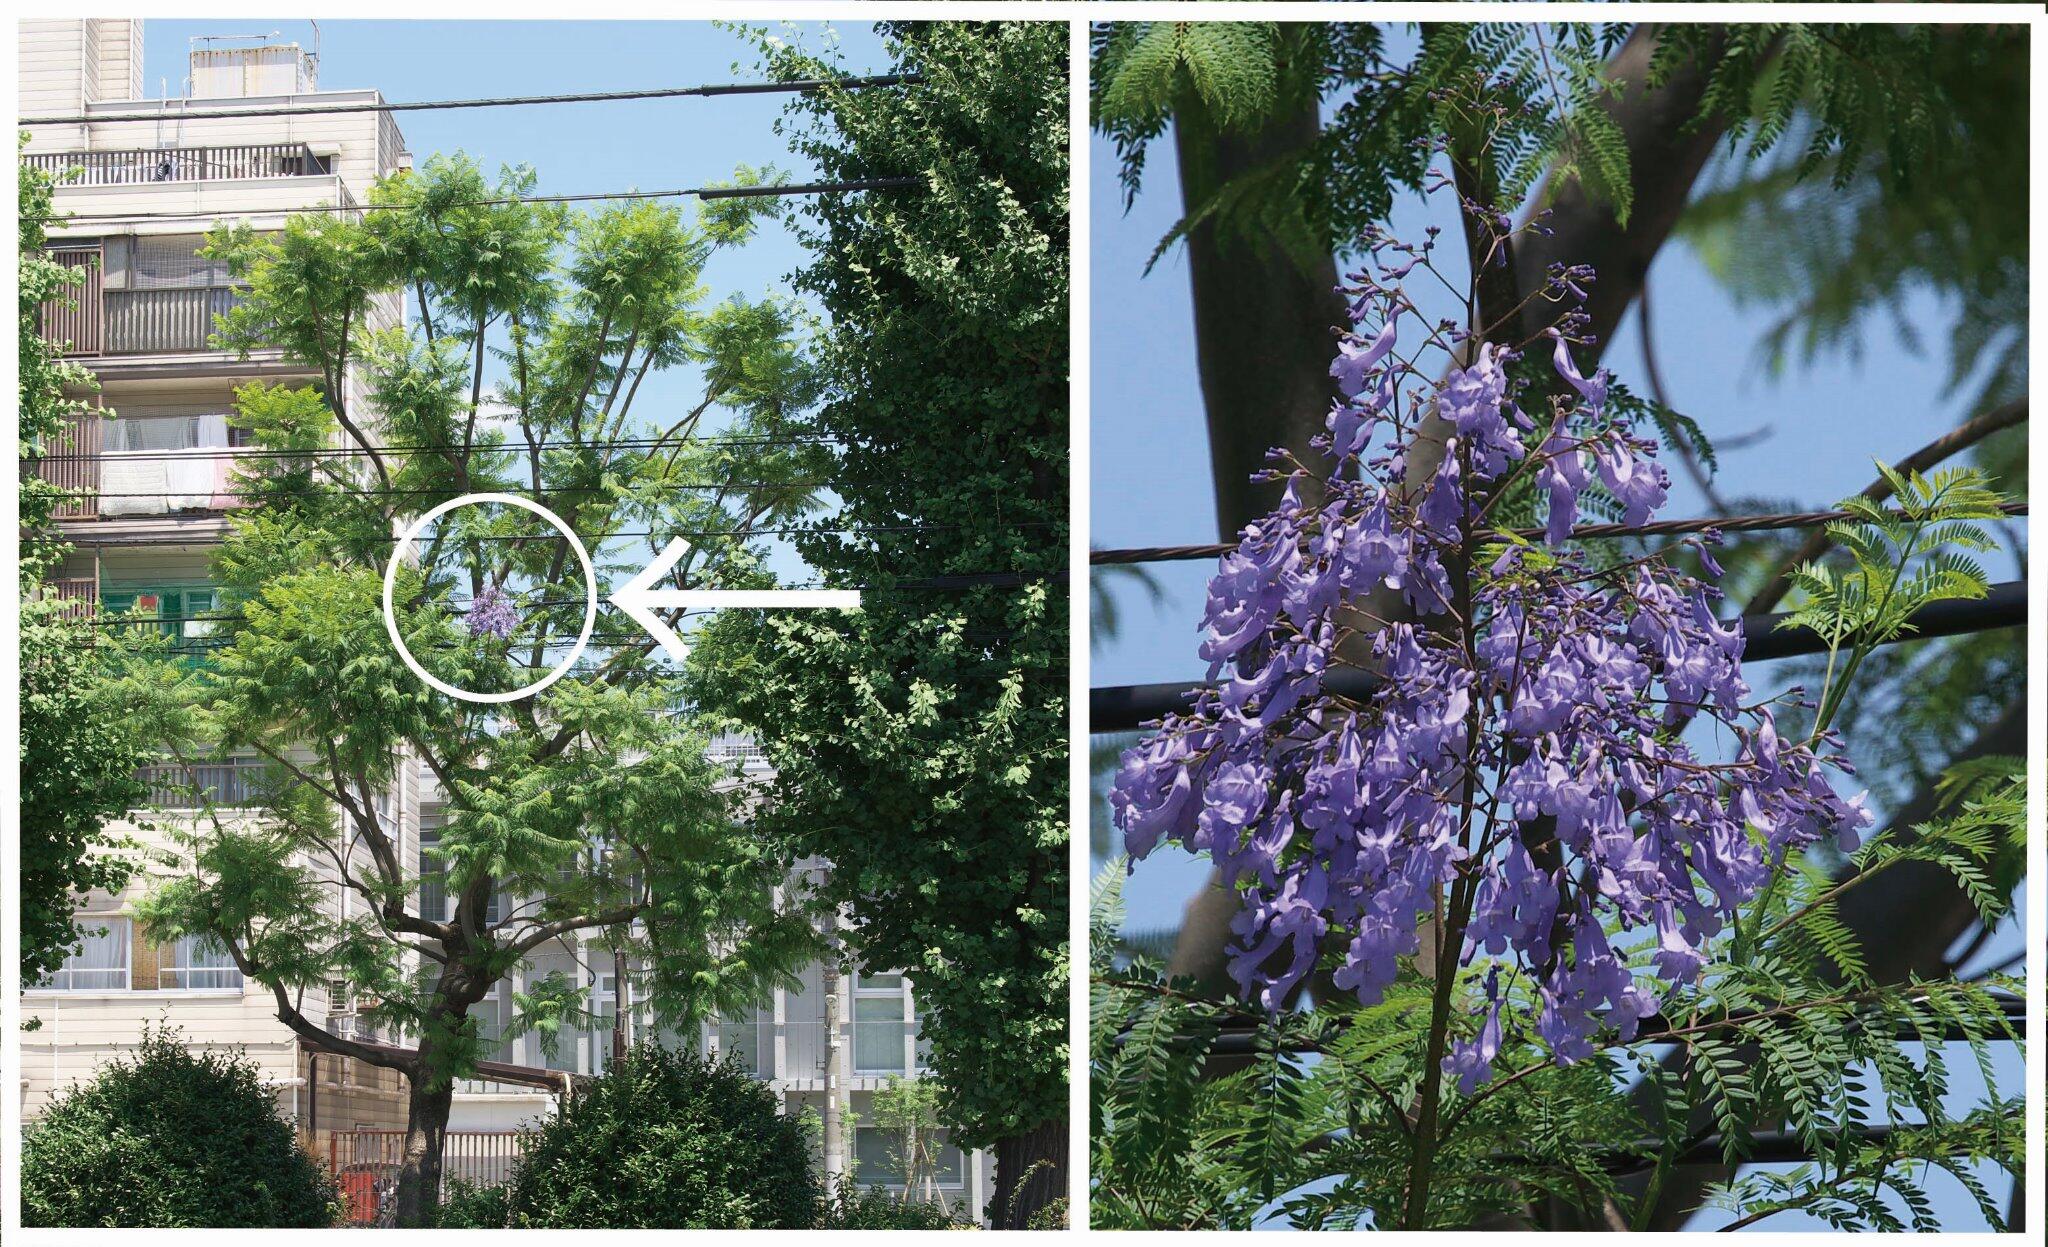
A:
[433,1178,513,1228]
[816,1175,973,1229]
[502,1043,818,1228]
[21,1028,340,1227]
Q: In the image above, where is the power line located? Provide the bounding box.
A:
[29,433,842,462]
[19,73,923,126]
[24,520,1061,545]
[1089,580,2026,733]
[1090,503,2031,566]
[44,177,922,226]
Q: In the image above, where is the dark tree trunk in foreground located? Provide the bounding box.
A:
[1166,92,1345,998]
[989,1116,1070,1229]
[392,1063,454,1227]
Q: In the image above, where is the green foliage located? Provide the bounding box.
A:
[430,1179,513,1228]
[501,1043,819,1228]
[19,598,148,987]
[1778,463,2006,733]
[17,142,148,985]
[1092,21,2004,269]
[101,150,830,1221]
[17,138,101,560]
[1091,755,2026,1230]
[695,20,1069,1191]
[816,1175,974,1230]
[21,1029,341,1227]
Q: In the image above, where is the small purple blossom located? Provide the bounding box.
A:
[1108,205,1872,1090]
[467,584,519,639]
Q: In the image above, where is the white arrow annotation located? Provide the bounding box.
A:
[609,536,861,662]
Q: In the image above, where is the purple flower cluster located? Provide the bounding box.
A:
[466,584,520,639]
[1110,223,1870,1090]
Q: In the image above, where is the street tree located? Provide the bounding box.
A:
[115,153,826,1224]
[694,21,1070,1229]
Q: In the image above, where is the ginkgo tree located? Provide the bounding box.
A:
[114,154,837,1225]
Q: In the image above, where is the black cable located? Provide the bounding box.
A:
[29,433,842,461]
[43,177,923,226]
[19,73,924,126]
[1091,503,2031,566]
[1088,580,2026,732]
[24,520,1062,545]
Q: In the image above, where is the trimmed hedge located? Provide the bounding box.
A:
[502,1043,819,1228]
[22,1029,340,1227]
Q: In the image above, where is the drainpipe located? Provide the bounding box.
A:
[306,1049,318,1147]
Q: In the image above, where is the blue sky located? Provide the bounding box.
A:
[136,18,889,588]
[1086,40,2023,1232]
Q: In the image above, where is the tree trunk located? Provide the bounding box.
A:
[1164,89,1344,998]
[988,1115,1068,1229]
[391,1067,453,1227]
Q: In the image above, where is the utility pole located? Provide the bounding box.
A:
[611,944,628,1068]
[820,881,845,1184]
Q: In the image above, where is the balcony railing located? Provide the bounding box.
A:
[25,411,102,518]
[105,288,249,355]
[43,285,251,359]
[38,577,100,618]
[24,143,329,187]
[136,757,269,808]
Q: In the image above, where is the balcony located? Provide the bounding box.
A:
[23,143,330,187]
[25,411,250,521]
[44,286,251,358]
[136,757,270,808]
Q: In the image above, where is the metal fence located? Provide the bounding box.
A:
[23,143,326,185]
[328,1130,527,1226]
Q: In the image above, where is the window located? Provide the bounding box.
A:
[160,933,242,990]
[717,1008,762,1076]
[42,919,131,990]
[854,1126,965,1188]
[853,972,906,1074]
[100,586,221,648]
[418,831,446,923]
[130,234,237,290]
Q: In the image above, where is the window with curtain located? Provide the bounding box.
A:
[853,971,907,1073]
[161,933,243,990]
[43,919,131,990]
[129,234,237,289]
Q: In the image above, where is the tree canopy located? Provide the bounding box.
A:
[693,19,1070,1228]
[114,152,827,1223]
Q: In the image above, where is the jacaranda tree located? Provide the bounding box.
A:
[114,153,827,1224]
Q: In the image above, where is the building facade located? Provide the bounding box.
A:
[18,19,985,1218]
[18,16,417,1148]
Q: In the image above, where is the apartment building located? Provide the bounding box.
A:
[19,21,985,1216]
[18,18,417,1148]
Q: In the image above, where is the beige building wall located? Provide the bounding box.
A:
[19,22,413,1146]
